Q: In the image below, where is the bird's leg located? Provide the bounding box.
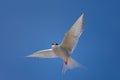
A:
[64,58,68,65]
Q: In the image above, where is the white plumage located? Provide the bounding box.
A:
[27,13,85,73]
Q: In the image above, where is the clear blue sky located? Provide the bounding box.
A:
[0,0,120,80]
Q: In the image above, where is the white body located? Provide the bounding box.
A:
[53,46,69,60]
[27,13,85,73]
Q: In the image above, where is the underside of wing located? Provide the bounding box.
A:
[60,13,84,53]
[26,49,57,58]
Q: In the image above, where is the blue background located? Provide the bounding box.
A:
[0,0,120,80]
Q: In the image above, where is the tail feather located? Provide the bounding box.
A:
[62,57,81,73]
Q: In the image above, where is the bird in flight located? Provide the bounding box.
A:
[27,13,85,73]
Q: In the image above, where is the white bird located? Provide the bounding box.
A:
[27,13,85,73]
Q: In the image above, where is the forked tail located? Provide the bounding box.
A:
[62,57,82,73]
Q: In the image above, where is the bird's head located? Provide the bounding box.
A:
[52,42,58,48]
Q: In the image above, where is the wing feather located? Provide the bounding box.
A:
[26,49,57,58]
[60,13,84,53]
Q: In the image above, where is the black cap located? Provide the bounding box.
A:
[52,42,58,45]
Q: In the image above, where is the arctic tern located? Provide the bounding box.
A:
[27,13,85,73]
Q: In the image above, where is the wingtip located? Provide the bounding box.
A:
[25,55,33,58]
[81,12,85,18]
[77,12,85,21]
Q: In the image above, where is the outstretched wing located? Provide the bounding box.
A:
[26,49,57,58]
[60,13,84,53]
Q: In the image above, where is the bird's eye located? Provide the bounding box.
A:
[56,43,58,45]
[52,43,54,45]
